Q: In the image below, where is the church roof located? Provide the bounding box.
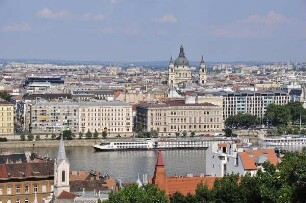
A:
[57,135,69,165]
[174,45,189,66]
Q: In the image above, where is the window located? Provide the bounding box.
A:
[33,185,38,193]
[7,187,11,195]
[25,199,29,203]
[16,186,20,194]
[25,185,29,194]
[42,185,46,193]
[62,170,66,182]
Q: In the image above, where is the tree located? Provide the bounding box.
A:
[86,130,92,139]
[195,182,212,202]
[27,134,34,141]
[224,128,233,137]
[20,134,25,141]
[62,130,74,140]
[105,184,167,203]
[169,192,187,203]
[286,102,306,124]
[51,134,56,140]
[265,104,291,126]
[79,132,83,139]
[182,131,187,137]
[150,130,159,138]
[225,113,259,129]
[102,131,107,139]
[190,131,195,137]
[175,132,180,137]
[0,91,11,102]
[35,135,40,141]
[94,129,99,139]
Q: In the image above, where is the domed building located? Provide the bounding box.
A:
[168,45,207,87]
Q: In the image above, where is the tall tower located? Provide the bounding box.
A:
[152,150,167,192]
[54,135,70,197]
[199,55,207,86]
[168,56,175,87]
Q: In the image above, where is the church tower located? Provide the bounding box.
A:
[168,56,175,87]
[168,45,192,87]
[199,55,207,85]
[54,135,70,197]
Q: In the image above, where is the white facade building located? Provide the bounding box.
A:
[205,143,278,177]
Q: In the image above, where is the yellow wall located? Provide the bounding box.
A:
[0,103,14,135]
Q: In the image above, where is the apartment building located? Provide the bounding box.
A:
[78,101,133,136]
[136,98,224,136]
[213,90,289,120]
[27,100,133,136]
[28,102,79,134]
[0,100,14,136]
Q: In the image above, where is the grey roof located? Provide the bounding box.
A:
[57,135,69,165]
[174,45,190,66]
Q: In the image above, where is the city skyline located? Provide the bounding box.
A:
[0,0,305,62]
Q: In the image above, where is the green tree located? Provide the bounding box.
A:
[195,182,212,202]
[105,184,167,203]
[286,102,306,124]
[182,130,187,137]
[20,134,25,141]
[51,134,56,140]
[224,128,233,137]
[0,91,11,102]
[175,132,180,137]
[35,135,40,141]
[93,129,99,139]
[169,191,187,203]
[265,104,291,126]
[86,130,92,139]
[79,132,83,139]
[225,113,259,129]
[150,130,159,138]
[190,131,195,137]
[102,131,107,139]
[27,134,34,141]
[62,130,74,140]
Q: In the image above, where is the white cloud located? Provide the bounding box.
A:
[154,14,177,23]
[211,11,290,39]
[37,8,70,20]
[241,11,290,25]
[2,23,30,32]
[84,13,106,21]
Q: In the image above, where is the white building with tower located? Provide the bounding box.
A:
[168,45,207,87]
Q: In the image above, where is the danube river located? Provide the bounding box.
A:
[34,147,207,183]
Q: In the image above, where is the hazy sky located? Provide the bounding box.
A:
[0,0,305,62]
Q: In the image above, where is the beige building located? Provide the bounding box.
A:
[0,100,14,136]
[27,100,133,136]
[79,101,133,136]
[136,99,224,136]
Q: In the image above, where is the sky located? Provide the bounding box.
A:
[0,0,305,62]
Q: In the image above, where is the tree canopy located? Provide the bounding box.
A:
[0,91,11,102]
[225,113,259,129]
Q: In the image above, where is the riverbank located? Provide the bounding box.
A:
[0,139,100,149]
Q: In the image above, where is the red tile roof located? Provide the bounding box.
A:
[239,148,278,170]
[57,191,77,199]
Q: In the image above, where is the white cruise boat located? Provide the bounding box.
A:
[92,137,241,151]
[260,136,306,147]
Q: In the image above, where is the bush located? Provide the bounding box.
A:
[36,135,40,141]
[86,130,92,139]
[27,134,34,141]
[20,135,26,141]
[51,134,56,140]
[0,137,8,142]
[79,132,83,139]
[93,130,99,139]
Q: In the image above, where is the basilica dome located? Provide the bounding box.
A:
[174,45,189,66]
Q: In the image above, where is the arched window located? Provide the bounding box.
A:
[62,170,65,182]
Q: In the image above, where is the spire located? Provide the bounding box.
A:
[200,55,205,64]
[179,45,185,57]
[156,150,164,166]
[169,56,173,64]
[57,134,67,164]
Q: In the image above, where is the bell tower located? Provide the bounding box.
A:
[199,55,207,85]
[54,135,70,197]
[168,56,175,87]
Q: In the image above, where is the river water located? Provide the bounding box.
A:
[34,147,207,183]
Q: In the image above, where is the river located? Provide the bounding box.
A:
[34,147,207,183]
